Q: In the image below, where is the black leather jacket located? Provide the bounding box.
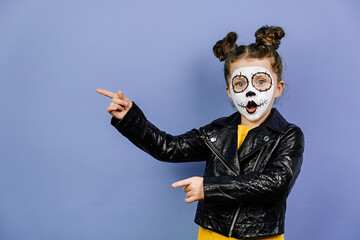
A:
[111,102,304,239]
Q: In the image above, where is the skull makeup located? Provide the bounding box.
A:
[229,66,275,121]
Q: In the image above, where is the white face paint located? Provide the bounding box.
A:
[229,66,275,121]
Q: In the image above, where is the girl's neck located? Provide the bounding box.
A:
[240,109,272,127]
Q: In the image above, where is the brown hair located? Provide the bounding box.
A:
[213,25,285,86]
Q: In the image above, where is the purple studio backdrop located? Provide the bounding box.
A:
[1,0,359,239]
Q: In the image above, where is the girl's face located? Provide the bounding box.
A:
[226,58,284,127]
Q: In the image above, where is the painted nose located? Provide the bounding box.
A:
[246,91,256,97]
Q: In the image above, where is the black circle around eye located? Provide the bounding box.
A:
[251,72,272,92]
[232,75,249,93]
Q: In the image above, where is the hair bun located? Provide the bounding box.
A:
[213,32,238,61]
[255,26,285,50]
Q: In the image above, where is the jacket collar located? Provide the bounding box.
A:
[225,108,289,134]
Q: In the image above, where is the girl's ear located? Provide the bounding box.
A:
[275,81,285,98]
[226,86,232,99]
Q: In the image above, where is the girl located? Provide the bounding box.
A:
[96,25,304,240]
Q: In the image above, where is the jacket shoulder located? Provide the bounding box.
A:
[287,124,304,139]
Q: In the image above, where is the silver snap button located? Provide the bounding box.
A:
[263,136,269,142]
[210,137,217,142]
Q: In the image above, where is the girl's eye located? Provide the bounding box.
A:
[232,75,248,92]
[252,73,272,91]
[257,80,265,85]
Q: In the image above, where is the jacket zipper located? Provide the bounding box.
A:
[228,204,241,237]
[252,147,264,171]
[229,147,264,237]
[204,139,237,176]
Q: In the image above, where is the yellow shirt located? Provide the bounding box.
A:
[236,125,255,149]
[198,125,284,240]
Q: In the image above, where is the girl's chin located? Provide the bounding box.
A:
[241,107,272,123]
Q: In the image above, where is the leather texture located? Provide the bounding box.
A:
[111,102,304,239]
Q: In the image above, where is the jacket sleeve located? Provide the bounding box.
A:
[203,126,304,204]
[111,102,208,163]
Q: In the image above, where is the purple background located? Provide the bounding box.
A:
[1,0,359,239]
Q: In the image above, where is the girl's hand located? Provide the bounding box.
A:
[172,177,204,203]
[96,88,133,120]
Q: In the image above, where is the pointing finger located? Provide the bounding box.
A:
[96,88,116,98]
[172,178,191,189]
